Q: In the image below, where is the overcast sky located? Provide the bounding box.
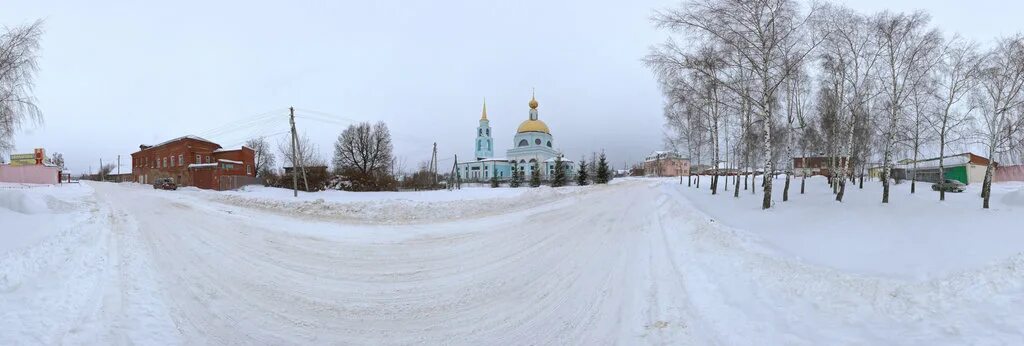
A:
[3,0,1022,175]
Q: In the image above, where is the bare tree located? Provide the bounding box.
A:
[0,20,44,154]
[926,36,979,201]
[975,35,1024,209]
[50,151,64,170]
[246,136,276,177]
[651,0,822,209]
[870,10,941,203]
[277,132,324,169]
[332,121,395,191]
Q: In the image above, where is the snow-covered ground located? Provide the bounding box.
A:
[676,175,1024,279]
[1,178,1023,344]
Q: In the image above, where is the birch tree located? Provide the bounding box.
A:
[975,35,1024,209]
[926,36,979,201]
[652,0,822,209]
[871,11,941,203]
[0,20,44,153]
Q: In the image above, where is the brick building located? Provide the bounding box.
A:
[793,156,854,177]
[131,135,256,190]
[644,151,690,177]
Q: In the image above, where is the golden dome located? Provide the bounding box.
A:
[529,94,538,109]
[517,119,550,134]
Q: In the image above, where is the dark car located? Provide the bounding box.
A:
[931,179,965,193]
[153,178,178,190]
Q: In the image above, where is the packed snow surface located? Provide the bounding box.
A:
[1,178,1023,344]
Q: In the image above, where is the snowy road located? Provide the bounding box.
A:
[3,180,1024,344]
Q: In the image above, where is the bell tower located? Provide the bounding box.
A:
[475,99,493,160]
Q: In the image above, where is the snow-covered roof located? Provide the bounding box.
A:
[188,163,219,168]
[544,157,575,163]
[217,159,243,165]
[143,135,218,150]
[645,151,686,162]
[213,146,251,153]
[897,154,971,170]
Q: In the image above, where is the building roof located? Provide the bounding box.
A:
[138,135,220,153]
[517,119,550,134]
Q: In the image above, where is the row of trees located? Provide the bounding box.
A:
[246,121,396,192]
[497,152,612,188]
[646,0,1024,209]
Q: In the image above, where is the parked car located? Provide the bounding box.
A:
[153,178,178,190]
[931,179,965,193]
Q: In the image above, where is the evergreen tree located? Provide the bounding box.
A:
[596,152,610,184]
[509,164,521,188]
[551,155,566,187]
[576,157,589,186]
[490,173,499,188]
[529,161,542,187]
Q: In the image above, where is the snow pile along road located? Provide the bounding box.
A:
[205,185,587,224]
[2,179,1024,344]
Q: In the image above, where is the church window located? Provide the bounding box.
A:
[546,141,552,147]
[486,128,490,135]
[534,138,541,145]
[478,129,482,136]
[518,139,528,147]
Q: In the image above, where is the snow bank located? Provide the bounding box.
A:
[670,175,1024,280]
[206,185,586,224]
[0,189,49,214]
[1001,187,1024,207]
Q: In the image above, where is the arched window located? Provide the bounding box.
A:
[486,128,490,136]
[478,129,482,136]
[519,159,525,163]
[534,138,541,145]
[518,139,528,147]
[546,141,552,147]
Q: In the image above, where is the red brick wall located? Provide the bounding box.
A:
[131,137,222,185]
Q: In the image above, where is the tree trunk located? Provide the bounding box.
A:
[783,174,791,202]
[734,171,740,197]
[800,175,806,194]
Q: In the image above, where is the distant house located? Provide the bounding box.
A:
[644,151,690,177]
[792,156,853,177]
[893,152,993,185]
[131,135,256,190]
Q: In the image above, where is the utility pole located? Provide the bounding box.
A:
[289,107,299,197]
[454,154,460,190]
[99,158,103,182]
[431,142,438,188]
[117,155,121,182]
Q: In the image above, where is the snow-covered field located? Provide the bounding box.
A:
[1,178,1023,344]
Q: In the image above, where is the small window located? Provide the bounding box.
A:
[206,156,211,163]
[171,156,175,167]
[178,154,183,166]
[518,139,528,147]
[486,128,490,135]
[196,154,201,163]
[478,129,482,136]
[164,157,168,168]
[247,165,252,175]
[546,141,552,147]
[534,138,541,145]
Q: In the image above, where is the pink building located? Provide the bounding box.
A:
[644,151,690,177]
[0,164,60,184]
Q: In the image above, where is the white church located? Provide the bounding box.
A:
[455,93,574,182]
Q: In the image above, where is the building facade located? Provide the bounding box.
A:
[456,94,574,182]
[893,152,992,185]
[131,135,256,190]
[793,156,854,177]
[644,151,690,177]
